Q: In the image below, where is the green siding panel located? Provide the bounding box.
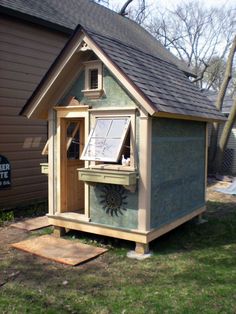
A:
[151,118,206,229]
[62,67,137,109]
[90,184,138,229]
[61,65,139,230]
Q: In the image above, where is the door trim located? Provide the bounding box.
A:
[55,106,89,220]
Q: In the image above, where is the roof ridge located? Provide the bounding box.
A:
[86,28,183,72]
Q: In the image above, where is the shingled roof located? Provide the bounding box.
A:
[86,29,225,121]
[21,23,225,122]
[0,0,193,76]
[204,90,234,115]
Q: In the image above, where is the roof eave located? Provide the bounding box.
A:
[154,111,226,123]
[0,5,72,34]
[21,27,156,119]
[82,32,156,116]
[183,69,197,78]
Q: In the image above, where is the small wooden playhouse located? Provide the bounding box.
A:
[21,23,224,253]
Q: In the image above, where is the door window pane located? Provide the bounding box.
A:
[67,122,80,160]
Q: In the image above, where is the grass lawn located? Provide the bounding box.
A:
[0,197,236,313]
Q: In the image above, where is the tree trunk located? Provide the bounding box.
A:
[208,35,236,172]
[214,97,236,172]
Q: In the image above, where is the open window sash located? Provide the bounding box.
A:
[41,121,81,157]
[81,117,130,162]
[41,139,49,155]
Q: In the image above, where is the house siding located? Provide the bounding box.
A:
[0,15,67,208]
[208,122,236,175]
[225,123,236,174]
[61,67,139,229]
[150,118,206,229]
[63,66,138,109]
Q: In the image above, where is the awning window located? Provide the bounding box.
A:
[81,117,130,162]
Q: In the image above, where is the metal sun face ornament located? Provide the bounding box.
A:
[100,184,128,217]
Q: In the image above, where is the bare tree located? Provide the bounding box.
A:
[214,98,236,172]
[148,1,235,88]
[209,36,236,172]
[204,57,227,91]
[126,0,149,25]
[119,0,134,16]
[109,0,149,25]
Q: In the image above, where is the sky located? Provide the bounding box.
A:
[106,0,236,11]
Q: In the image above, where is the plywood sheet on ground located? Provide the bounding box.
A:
[11,235,108,266]
[10,216,51,231]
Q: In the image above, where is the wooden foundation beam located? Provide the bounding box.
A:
[48,206,205,244]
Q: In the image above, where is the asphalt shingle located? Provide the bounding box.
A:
[204,90,234,115]
[5,0,224,121]
[0,0,192,75]
[87,30,225,121]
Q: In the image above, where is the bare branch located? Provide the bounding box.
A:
[192,60,209,83]
[148,0,235,87]
[119,0,133,16]
[208,36,236,168]
[215,36,236,111]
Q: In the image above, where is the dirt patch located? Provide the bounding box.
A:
[207,180,236,203]
[0,226,27,248]
[206,180,236,219]
[0,183,235,313]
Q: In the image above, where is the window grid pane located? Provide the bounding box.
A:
[81,117,130,162]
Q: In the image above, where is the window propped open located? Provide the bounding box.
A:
[81,117,130,162]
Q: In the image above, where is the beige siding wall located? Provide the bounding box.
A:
[0,15,68,208]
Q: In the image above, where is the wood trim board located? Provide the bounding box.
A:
[48,206,205,244]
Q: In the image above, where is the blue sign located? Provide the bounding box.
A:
[0,155,11,189]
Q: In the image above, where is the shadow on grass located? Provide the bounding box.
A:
[1,200,236,313]
[3,200,236,272]
[13,200,48,219]
[150,200,236,254]
[60,200,236,256]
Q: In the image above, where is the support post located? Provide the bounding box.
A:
[53,226,66,237]
[138,110,152,231]
[196,213,208,225]
[135,242,149,255]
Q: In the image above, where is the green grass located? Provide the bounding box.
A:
[0,200,236,313]
[0,210,14,226]
[0,200,47,227]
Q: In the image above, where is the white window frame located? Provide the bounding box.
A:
[81,117,130,162]
[82,108,137,171]
[82,60,103,99]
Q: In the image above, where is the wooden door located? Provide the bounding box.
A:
[62,118,85,213]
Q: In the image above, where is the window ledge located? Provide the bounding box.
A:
[78,168,137,186]
[82,89,104,99]
[89,164,136,171]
